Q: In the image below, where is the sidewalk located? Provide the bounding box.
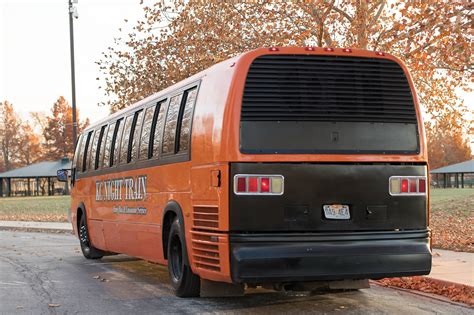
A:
[0,220,472,288]
[428,249,473,287]
[0,220,72,232]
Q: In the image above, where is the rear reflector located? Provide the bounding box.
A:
[389,176,427,196]
[234,174,284,195]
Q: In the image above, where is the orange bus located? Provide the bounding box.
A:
[59,47,431,297]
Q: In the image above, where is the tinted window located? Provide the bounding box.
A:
[73,135,84,171]
[162,94,182,155]
[81,131,93,172]
[96,125,108,170]
[139,106,156,160]
[102,122,116,168]
[130,110,144,162]
[87,129,100,171]
[119,115,134,164]
[112,118,124,166]
[152,100,168,158]
[178,87,197,153]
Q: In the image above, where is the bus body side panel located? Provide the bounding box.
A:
[89,162,194,264]
[187,60,237,282]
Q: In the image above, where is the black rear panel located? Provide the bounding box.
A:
[229,163,427,232]
[241,55,419,154]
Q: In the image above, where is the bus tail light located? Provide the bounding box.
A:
[389,176,427,196]
[234,175,284,195]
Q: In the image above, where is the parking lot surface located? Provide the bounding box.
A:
[0,231,472,314]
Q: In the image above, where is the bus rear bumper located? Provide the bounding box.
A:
[229,230,431,284]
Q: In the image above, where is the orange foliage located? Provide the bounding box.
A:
[0,101,22,171]
[42,96,89,160]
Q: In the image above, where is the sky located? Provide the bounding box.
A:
[0,0,143,123]
[0,0,472,137]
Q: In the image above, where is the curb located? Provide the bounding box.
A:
[0,226,73,234]
[372,278,474,308]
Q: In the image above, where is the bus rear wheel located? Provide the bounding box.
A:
[167,218,200,297]
[78,213,104,259]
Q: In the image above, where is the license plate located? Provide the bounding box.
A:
[323,204,350,220]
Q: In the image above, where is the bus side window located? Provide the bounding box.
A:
[162,94,183,155]
[87,129,100,171]
[82,131,93,172]
[102,122,116,168]
[177,87,198,153]
[119,115,134,164]
[130,110,144,162]
[112,118,124,167]
[152,100,168,159]
[96,125,108,170]
[139,105,156,160]
[74,134,84,173]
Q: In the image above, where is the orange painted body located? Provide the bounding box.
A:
[70,47,428,284]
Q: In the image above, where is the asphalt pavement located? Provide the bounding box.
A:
[0,230,472,314]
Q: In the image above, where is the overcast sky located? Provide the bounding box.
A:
[0,0,143,123]
[0,0,472,131]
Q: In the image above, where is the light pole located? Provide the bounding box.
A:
[68,0,78,146]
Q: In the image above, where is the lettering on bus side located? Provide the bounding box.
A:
[95,175,147,202]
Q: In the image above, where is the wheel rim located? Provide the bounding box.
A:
[170,234,183,282]
[79,219,91,252]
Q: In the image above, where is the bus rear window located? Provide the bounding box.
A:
[240,55,419,154]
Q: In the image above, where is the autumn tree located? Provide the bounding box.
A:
[41,96,89,160]
[98,1,473,166]
[0,101,22,171]
[17,123,43,166]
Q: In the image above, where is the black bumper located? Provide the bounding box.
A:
[230,230,431,284]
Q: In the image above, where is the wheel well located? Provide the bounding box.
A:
[162,211,177,260]
[76,208,83,231]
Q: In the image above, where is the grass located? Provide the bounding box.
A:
[430,188,474,216]
[429,188,474,252]
[0,195,70,222]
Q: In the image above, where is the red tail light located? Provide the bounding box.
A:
[324,47,334,52]
[401,179,409,193]
[260,177,270,192]
[305,47,316,51]
[248,177,258,192]
[268,47,279,52]
[418,179,426,193]
[390,176,427,196]
[342,48,352,53]
[236,177,246,193]
[234,175,284,195]
[375,51,385,56]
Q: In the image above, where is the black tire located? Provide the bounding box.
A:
[78,213,104,259]
[167,218,200,297]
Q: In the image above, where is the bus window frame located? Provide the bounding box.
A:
[95,125,108,170]
[138,104,157,161]
[111,118,124,167]
[101,121,116,168]
[75,80,200,179]
[162,93,183,156]
[129,109,144,163]
[81,131,93,173]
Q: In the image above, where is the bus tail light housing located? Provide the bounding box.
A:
[234,175,284,195]
[389,176,427,196]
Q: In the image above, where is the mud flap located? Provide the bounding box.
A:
[200,279,245,297]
